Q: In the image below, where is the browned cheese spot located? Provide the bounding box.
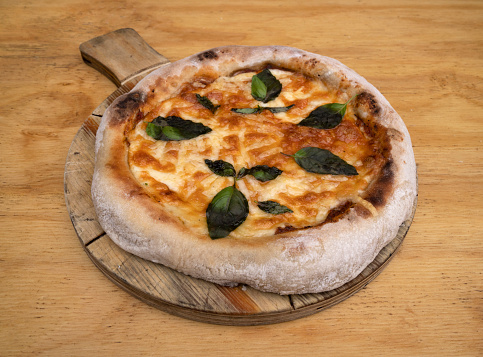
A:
[131,151,175,172]
[324,201,355,224]
[354,203,373,218]
[275,225,297,235]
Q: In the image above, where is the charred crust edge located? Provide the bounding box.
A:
[112,91,145,123]
[364,159,395,208]
[357,91,381,116]
[197,50,219,61]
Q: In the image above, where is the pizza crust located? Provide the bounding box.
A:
[92,46,417,294]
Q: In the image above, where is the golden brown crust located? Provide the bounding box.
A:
[92,45,417,294]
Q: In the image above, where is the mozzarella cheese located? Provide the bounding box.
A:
[127,69,384,238]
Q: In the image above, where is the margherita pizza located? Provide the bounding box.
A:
[92,46,417,295]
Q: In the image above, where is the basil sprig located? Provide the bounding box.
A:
[206,185,249,239]
[283,147,358,176]
[196,94,220,114]
[231,104,294,115]
[251,69,282,103]
[257,200,293,215]
[146,116,212,141]
[298,94,359,129]
[206,160,283,183]
[205,159,285,238]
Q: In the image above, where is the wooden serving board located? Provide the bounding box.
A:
[64,28,417,326]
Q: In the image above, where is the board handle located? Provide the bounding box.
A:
[79,28,170,87]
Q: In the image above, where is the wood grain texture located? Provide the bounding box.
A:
[1,0,482,355]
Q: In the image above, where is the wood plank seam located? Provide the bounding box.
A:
[84,232,107,247]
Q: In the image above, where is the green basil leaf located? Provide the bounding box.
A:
[251,69,282,103]
[146,122,163,138]
[196,94,220,114]
[265,104,294,113]
[160,125,184,140]
[205,159,236,177]
[324,102,347,116]
[257,201,293,215]
[206,185,249,239]
[231,107,263,114]
[236,167,248,180]
[251,75,267,102]
[151,117,169,126]
[298,95,358,129]
[231,105,293,115]
[291,147,358,176]
[298,105,343,129]
[246,165,283,182]
[146,116,212,141]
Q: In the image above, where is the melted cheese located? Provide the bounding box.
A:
[127,69,384,238]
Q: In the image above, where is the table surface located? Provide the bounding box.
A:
[1,0,482,355]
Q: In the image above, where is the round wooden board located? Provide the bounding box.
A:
[64,74,417,326]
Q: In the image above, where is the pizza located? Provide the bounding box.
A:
[91,46,417,295]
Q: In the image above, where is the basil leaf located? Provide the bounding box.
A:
[265,104,294,113]
[324,102,347,116]
[251,76,267,102]
[298,105,343,129]
[206,185,249,239]
[151,117,169,126]
[257,201,293,215]
[160,125,184,140]
[246,165,282,182]
[146,116,212,141]
[298,95,359,129]
[251,69,282,103]
[205,159,236,177]
[231,105,293,114]
[291,147,358,176]
[231,107,262,114]
[146,122,163,138]
[236,167,248,180]
[196,94,220,114]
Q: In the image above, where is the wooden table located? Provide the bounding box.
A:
[1,0,481,355]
